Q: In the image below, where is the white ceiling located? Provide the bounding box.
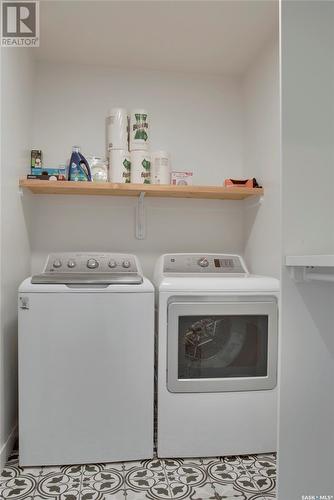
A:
[36,0,278,75]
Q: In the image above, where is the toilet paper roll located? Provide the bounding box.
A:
[107,108,128,150]
[130,151,151,184]
[109,150,131,183]
[151,151,170,184]
[130,108,150,151]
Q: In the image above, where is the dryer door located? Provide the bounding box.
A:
[167,299,278,392]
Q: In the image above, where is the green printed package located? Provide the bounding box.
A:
[141,158,151,184]
[123,158,131,183]
[130,109,149,150]
[109,150,131,183]
[134,113,148,142]
[130,151,151,183]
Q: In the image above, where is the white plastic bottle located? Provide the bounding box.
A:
[151,151,170,184]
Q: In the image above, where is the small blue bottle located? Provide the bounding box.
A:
[68,146,92,181]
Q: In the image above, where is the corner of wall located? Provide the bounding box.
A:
[0,48,35,470]
[240,38,280,278]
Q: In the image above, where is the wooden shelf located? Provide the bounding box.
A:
[19,179,263,200]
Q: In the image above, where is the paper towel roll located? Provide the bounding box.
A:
[130,151,151,184]
[130,109,150,151]
[109,150,131,183]
[107,108,128,150]
[151,151,170,184]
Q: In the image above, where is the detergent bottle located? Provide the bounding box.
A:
[68,146,92,181]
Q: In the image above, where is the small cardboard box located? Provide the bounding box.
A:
[171,171,193,186]
[31,167,67,177]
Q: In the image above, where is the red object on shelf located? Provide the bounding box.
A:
[224,178,261,188]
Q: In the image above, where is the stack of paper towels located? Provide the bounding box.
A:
[107,108,131,183]
[107,107,170,184]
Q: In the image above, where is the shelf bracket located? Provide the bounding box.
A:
[135,192,146,240]
[287,265,307,282]
[243,195,264,209]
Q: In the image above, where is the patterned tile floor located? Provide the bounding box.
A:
[0,449,276,500]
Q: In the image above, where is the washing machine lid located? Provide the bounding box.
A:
[31,272,143,285]
[19,276,154,293]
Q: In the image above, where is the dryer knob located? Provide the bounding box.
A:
[108,259,117,269]
[87,258,99,269]
[122,260,131,269]
[67,259,76,268]
[198,258,209,268]
[53,259,62,268]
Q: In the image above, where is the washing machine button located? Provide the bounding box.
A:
[108,259,117,269]
[198,258,209,268]
[53,259,62,268]
[87,258,99,269]
[122,260,131,269]
[67,259,76,268]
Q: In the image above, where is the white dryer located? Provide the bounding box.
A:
[154,253,280,458]
[18,253,154,466]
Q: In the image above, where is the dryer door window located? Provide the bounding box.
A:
[167,300,278,393]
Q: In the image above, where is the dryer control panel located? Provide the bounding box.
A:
[163,254,248,275]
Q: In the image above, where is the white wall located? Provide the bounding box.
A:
[0,48,34,469]
[33,63,244,183]
[30,63,246,277]
[278,1,334,498]
[242,39,280,278]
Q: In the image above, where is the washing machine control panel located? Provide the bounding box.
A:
[44,253,139,274]
[163,254,248,275]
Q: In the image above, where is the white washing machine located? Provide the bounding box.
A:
[18,253,154,466]
[154,253,280,458]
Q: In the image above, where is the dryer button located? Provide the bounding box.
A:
[198,258,209,268]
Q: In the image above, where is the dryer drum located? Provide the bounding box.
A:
[183,316,262,369]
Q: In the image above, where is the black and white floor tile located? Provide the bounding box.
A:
[0,450,276,500]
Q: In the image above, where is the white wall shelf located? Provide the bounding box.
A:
[286,255,334,283]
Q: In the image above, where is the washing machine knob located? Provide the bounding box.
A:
[67,259,76,268]
[122,260,131,269]
[108,259,117,269]
[87,258,99,269]
[53,259,62,268]
[198,257,209,268]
